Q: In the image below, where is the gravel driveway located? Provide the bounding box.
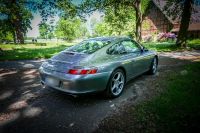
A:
[0,50,200,133]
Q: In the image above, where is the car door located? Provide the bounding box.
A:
[120,40,147,78]
[107,41,135,79]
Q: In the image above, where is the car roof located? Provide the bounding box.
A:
[86,36,131,42]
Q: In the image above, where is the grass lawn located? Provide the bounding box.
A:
[143,39,200,52]
[143,41,180,52]
[96,61,200,132]
[0,39,200,61]
[133,62,200,132]
[0,42,74,61]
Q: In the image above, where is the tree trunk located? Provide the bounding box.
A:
[134,0,142,42]
[15,21,24,44]
[12,30,16,44]
[11,0,25,44]
[176,0,193,47]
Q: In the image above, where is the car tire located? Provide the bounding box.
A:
[148,57,158,75]
[105,69,125,98]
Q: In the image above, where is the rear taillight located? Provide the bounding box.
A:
[68,68,97,75]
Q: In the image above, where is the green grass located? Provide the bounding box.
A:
[188,39,200,49]
[0,42,74,61]
[143,42,179,52]
[95,61,200,132]
[134,62,200,132]
[143,39,200,52]
[0,39,200,61]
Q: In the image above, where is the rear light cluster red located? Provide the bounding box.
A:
[68,69,97,75]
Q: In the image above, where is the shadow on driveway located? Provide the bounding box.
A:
[0,50,200,133]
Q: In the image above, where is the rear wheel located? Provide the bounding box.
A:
[105,69,125,98]
[148,57,158,75]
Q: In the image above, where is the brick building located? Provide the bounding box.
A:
[142,0,200,39]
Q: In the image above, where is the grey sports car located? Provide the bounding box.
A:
[39,37,158,98]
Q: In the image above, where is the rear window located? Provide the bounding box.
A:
[66,40,111,54]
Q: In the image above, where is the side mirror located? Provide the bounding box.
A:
[141,46,148,52]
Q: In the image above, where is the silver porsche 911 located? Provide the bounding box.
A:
[39,37,158,98]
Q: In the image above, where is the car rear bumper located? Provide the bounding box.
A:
[39,67,111,94]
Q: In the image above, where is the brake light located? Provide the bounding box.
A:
[68,69,79,74]
[68,69,97,75]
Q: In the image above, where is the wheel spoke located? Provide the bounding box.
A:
[111,83,116,91]
[152,59,157,73]
[118,81,124,85]
[116,73,121,81]
[112,78,116,81]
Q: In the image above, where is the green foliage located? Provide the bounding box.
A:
[39,23,49,39]
[0,30,13,43]
[95,22,110,36]
[94,6,136,36]
[141,0,151,14]
[0,0,74,43]
[55,18,87,41]
[39,22,54,39]
[0,0,34,43]
[81,0,151,39]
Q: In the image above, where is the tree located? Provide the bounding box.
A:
[176,0,194,47]
[80,0,151,41]
[55,18,87,41]
[134,0,142,41]
[39,23,49,39]
[0,18,14,43]
[0,0,33,44]
[0,0,66,44]
[39,22,54,39]
[94,6,136,36]
[95,22,111,36]
[164,0,194,47]
[0,29,13,43]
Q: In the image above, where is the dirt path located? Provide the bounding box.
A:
[0,50,200,133]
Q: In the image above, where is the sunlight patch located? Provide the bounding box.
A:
[0,112,20,126]
[23,107,42,118]
[0,90,14,100]
[23,79,34,84]
[8,100,28,110]
[0,71,17,77]
[24,69,37,75]
[22,74,36,79]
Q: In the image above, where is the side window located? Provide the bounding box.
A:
[121,40,140,53]
[107,42,126,55]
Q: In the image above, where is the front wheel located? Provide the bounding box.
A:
[105,69,125,98]
[148,57,158,75]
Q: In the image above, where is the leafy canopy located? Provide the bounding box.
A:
[55,18,87,41]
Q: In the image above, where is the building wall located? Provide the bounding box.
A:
[142,0,200,39]
[142,3,173,37]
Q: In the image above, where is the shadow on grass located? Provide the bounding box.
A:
[95,60,200,133]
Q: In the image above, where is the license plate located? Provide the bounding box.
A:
[45,77,60,87]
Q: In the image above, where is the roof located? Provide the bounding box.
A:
[152,0,200,24]
[171,23,200,32]
[88,36,131,41]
